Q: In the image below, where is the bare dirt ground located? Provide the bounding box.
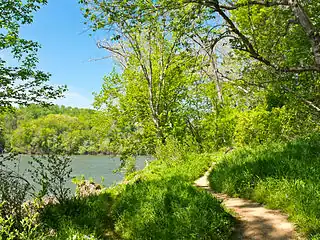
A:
[194,166,297,240]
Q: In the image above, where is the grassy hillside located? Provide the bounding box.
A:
[209,134,320,239]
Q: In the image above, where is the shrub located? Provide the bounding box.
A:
[233,106,319,147]
[0,154,33,222]
[0,201,46,240]
[0,152,73,239]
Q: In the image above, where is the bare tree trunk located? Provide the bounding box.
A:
[210,56,224,104]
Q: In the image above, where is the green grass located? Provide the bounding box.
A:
[39,193,116,239]
[41,151,235,239]
[209,134,320,239]
[111,152,235,240]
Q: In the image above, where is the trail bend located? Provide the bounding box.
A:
[194,165,298,240]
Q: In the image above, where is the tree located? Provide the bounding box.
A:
[83,1,320,158]
[172,0,320,113]
[81,0,320,114]
[177,0,320,73]
[82,0,216,149]
[0,0,66,109]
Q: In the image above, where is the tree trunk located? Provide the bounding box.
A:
[288,0,320,67]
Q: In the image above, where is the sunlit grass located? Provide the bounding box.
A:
[110,152,234,240]
[209,134,320,239]
[41,151,235,239]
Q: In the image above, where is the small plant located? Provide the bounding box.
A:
[0,153,33,221]
[0,152,74,239]
[72,175,86,197]
[0,201,45,240]
[29,153,72,203]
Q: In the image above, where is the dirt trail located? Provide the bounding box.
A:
[194,166,297,240]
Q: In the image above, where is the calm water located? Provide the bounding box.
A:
[9,155,151,192]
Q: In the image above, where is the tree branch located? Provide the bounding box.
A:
[186,0,320,73]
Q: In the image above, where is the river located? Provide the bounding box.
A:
[8,155,151,193]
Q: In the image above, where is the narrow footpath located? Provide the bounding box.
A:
[194,166,297,240]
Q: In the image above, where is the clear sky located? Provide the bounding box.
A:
[20,0,114,108]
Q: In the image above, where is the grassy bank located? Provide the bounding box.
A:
[41,148,235,239]
[209,134,320,239]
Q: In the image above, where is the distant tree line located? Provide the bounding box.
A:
[0,105,117,155]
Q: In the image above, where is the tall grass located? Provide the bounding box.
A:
[209,134,320,239]
[41,142,235,239]
[39,193,115,239]
[110,151,235,240]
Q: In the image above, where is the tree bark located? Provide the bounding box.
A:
[288,0,320,67]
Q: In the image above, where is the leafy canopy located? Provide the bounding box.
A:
[0,0,66,109]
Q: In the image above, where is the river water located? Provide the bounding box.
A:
[7,155,151,192]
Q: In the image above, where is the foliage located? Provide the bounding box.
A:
[81,0,224,157]
[39,193,114,240]
[112,177,233,240]
[209,134,320,238]
[110,143,234,240]
[0,153,33,220]
[222,1,320,118]
[0,152,72,239]
[29,154,72,203]
[3,1,320,239]
[0,0,66,109]
[0,105,113,155]
[0,202,45,240]
[80,0,320,163]
[197,105,238,150]
[233,106,320,146]
[39,143,234,239]
[12,114,84,153]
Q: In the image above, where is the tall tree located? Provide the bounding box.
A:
[172,0,320,112]
[177,0,320,73]
[82,0,212,147]
[81,0,320,113]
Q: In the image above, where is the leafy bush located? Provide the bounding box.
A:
[0,154,33,222]
[0,201,46,240]
[0,153,73,239]
[209,134,320,238]
[198,107,238,151]
[233,106,319,146]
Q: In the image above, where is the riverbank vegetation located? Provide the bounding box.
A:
[39,142,234,239]
[1,0,320,239]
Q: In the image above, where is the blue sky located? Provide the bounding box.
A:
[20,0,114,108]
